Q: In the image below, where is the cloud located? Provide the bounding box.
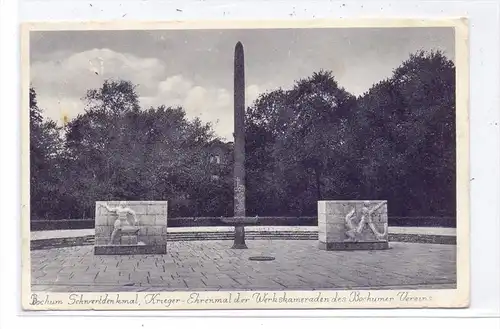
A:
[33,47,266,141]
[31,50,223,138]
[158,75,193,96]
[141,76,264,141]
[184,86,209,117]
[246,84,260,105]
[31,48,166,102]
[36,96,85,127]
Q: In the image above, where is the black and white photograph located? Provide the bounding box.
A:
[22,19,469,310]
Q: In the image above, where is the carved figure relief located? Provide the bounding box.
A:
[344,201,388,242]
[99,201,140,245]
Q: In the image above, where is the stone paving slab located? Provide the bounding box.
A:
[31,240,456,292]
[30,226,456,240]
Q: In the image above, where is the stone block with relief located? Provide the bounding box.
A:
[94,200,168,255]
[318,200,389,250]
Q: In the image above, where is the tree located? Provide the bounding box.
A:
[30,50,456,222]
[30,87,67,220]
[246,51,455,219]
[63,80,148,217]
[245,89,291,215]
[246,71,358,216]
[357,50,456,216]
[84,79,140,114]
[62,79,223,218]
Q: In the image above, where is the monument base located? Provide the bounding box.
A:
[94,244,167,255]
[231,243,248,249]
[231,225,248,249]
[319,241,389,251]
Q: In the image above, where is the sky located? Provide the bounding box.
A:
[30,27,455,141]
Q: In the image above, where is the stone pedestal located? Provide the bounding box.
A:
[120,228,139,245]
[94,201,168,255]
[318,200,389,250]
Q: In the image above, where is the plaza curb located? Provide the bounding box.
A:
[30,231,456,250]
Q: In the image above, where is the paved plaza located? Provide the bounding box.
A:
[31,240,456,292]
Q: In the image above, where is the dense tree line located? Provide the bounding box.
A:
[30,50,456,221]
[246,50,456,217]
[30,80,233,220]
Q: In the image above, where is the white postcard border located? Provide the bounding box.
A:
[20,18,470,311]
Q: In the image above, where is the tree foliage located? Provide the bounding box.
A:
[60,80,229,218]
[30,50,456,222]
[30,87,67,220]
[356,50,456,216]
[246,71,360,215]
[245,51,456,217]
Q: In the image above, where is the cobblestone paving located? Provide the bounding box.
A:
[31,240,456,292]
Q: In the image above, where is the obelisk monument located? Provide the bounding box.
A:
[232,41,247,249]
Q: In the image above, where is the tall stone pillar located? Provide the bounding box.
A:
[232,41,248,249]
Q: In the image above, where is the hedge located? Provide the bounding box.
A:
[30,216,456,231]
